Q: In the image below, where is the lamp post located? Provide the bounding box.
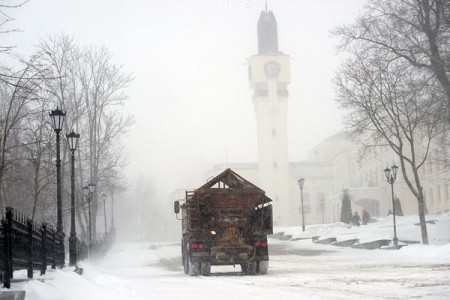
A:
[49,107,66,237]
[111,193,115,229]
[297,178,305,232]
[50,107,66,266]
[83,186,91,248]
[83,183,95,249]
[102,193,107,235]
[66,131,80,266]
[384,164,399,245]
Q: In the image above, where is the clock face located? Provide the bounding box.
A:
[264,61,280,77]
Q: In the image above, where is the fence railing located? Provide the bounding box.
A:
[0,207,64,288]
[0,207,117,288]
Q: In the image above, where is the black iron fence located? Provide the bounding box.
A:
[0,207,117,288]
[0,207,64,288]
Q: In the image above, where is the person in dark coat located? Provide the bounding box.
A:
[362,209,370,225]
[352,211,361,226]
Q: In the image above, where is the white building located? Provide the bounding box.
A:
[171,8,450,230]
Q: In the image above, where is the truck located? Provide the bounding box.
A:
[173,168,273,276]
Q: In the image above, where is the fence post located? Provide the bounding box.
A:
[2,207,13,288]
[41,223,47,275]
[27,219,33,278]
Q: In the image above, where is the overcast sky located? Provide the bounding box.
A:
[5,0,367,199]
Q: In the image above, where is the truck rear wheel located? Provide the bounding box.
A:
[188,260,200,276]
[183,253,189,274]
[200,262,211,276]
[257,261,268,275]
[247,261,257,275]
[240,263,247,274]
[182,239,189,274]
[243,261,257,275]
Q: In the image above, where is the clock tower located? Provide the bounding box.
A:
[248,8,292,225]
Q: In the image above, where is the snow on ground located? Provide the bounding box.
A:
[4,213,450,299]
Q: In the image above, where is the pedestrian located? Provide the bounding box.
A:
[362,209,370,225]
[352,211,361,226]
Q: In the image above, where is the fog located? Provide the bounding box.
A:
[5,0,367,241]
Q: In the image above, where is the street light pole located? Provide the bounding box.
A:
[297,178,305,232]
[50,107,66,266]
[50,107,66,237]
[82,186,91,250]
[384,164,399,246]
[66,131,80,266]
[88,183,96,243]
[102,193,107,235]
[111,194,115,229]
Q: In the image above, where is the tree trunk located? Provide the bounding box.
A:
[417,190,429,244]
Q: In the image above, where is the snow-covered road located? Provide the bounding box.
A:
[20,238,449,300]
[15,215,450,299]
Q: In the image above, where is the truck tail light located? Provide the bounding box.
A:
[255,241,268,248]
[191,243,204,249]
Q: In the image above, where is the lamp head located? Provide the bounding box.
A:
[384,167,391,179]
[88,183,96,194]
[297,178,305,190]
[391,164,399,176]
[49,107,66,132]
[83,186,89,198]
[66,131,80,151]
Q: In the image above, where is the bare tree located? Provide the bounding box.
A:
[21,93,54,221]
[0,56,50,213]
[34,34,85,233]
[32,35,133,242]
[77,45,133,240]
[0,0,29,53]
[334,0,450,123]
[334,45,446,243]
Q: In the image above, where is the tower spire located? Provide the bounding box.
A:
[257,5,278,54]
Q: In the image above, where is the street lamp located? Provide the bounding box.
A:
[83,186,90,246]
[66,131,80,266]
[384,164,399,245]
[297,178,306,232]
[83,184,95,248]
[102,193,107,235]
[50,107,66,266]
[49,107,66,237]
[111,193,115,229]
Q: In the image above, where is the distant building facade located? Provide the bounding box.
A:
[170,8,449,230]
[206,132,450,227]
